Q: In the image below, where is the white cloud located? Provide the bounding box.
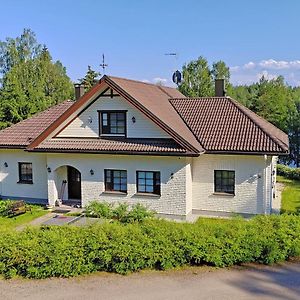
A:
[153,77,168,84]
[230,58,300,86]
[258,59,300,70]
[230,66,240,72]
[256,70,278,81]
[243,61,256,69]
[141,79,150,83]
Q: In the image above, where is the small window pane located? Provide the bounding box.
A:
[146,186,154,193]
[146,173,153,179]
[214,170,235,194]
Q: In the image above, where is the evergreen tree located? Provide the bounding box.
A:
[79,66,100,92]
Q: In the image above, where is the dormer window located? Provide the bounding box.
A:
[99,111,126,136]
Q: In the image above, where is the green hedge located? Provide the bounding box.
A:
[0,214,300,279]
[277,164,300,181]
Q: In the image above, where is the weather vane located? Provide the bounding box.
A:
[100,53,108,74]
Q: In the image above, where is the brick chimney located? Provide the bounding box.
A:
[215,79,226,97]
[74,83,85,100]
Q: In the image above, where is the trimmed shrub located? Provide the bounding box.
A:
[0,214,300,278]
[85,202,154,223]
[277,164,300,181]
[85,201,113,219]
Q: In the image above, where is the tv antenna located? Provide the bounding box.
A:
[100,53,108,74]
[165,52,182,85]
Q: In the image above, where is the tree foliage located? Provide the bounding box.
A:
[0,29,74,128]
[178,56,214,97]
[79,65,100,92]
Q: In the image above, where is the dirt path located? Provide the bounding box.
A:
[1,262,300,300]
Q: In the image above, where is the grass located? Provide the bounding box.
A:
[0,204,48,229]
[277,175,300,214]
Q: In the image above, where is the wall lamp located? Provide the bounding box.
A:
[4,162,8,168]
[132,116,136,123]
[90,169,94,176]
[47,167,51,173]
[87,116,93,124]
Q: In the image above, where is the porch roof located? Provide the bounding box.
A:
[30,137,189,155]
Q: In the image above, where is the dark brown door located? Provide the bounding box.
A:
[68,166,81,200]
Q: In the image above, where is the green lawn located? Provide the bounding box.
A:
[0,204,48,229]
[277,175,300,214]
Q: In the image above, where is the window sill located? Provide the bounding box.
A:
[135,192,161,198]
[102,191,127,196]
[212,192,235,197]
[100,134,126,138]
[17,181,33,185]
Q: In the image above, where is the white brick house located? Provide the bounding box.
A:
[0,76,289,220]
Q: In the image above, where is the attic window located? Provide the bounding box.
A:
[99,111,126,136]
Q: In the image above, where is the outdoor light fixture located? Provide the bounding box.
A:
[132,116,136,123]
[87,116,93,124]
[47,167,51,173]
[90,169,94,176]
[170,172,174,179]
[4,162,8,168]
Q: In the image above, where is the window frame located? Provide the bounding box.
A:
[136,171,161,195]
[18,162,33,184]
[104,169,127,193]
[214,170,235,195]
[99,110,127,137]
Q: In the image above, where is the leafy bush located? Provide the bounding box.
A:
[85,202,154,223]
[0,200,13,217]
[277,164,300,181]
[0,214,299,278]
[112,203,129,222]
[85,201,113,219]
[125,203,155,223]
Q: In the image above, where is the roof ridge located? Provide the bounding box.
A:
[226,96,289,152]
[107,75,177,90]
[156,85,174,98]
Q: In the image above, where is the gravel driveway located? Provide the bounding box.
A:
[1,262,300,300]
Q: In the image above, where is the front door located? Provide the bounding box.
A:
[67,166,81,200]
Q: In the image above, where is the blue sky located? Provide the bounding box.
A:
[1,0,300,86]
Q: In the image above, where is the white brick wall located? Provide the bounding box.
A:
[192,154,273,215]
[57,96,170,139]
[46,153,189,216]
[0,148,275,217]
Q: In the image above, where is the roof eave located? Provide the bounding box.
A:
[26,148,199,157]
[0,145,27,149]
[205,150,289,156]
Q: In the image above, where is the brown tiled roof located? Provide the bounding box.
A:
[106,76,203,153]
[33,138,186,155]
[170,97,289,154]
[0,100,74,148]
[0,75,289,155]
